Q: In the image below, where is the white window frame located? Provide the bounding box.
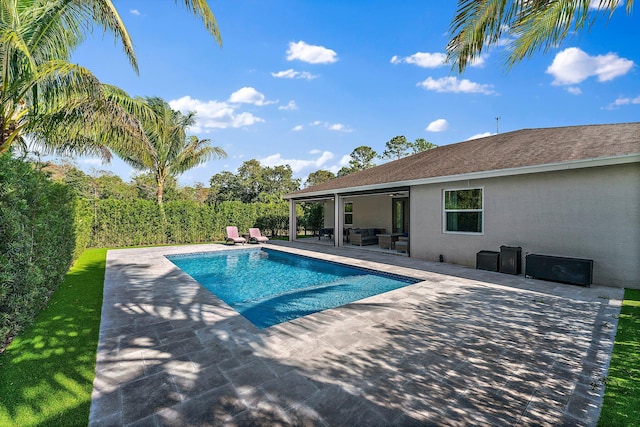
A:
[443,187,484,235]
[344,201,353,226]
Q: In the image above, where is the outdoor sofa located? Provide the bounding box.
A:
[349,228,386,246]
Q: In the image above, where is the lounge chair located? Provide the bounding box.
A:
[225,226,246,245]
[248,228,269,244]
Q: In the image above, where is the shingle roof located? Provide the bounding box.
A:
[287,122,640,198]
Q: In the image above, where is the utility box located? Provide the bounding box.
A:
[525,254,593,287]
[476,251,500,272]
[500,246,522,275]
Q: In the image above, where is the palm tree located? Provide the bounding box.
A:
[447,0,634,72]
[0,0,220,157]
[119,97,226,207]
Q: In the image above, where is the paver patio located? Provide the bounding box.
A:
[89,241,623,426]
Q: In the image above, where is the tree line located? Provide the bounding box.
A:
[47,133,438,206]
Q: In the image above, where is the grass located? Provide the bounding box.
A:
[598,288,640,426]
[0,248,107,427]
[0,246,638,426]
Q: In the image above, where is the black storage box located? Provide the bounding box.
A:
[500,246,522,275]
[525,254,593,287]
[476,251,500,272]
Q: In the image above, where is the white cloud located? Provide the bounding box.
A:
[324,154,352,175]
[130,9,141,16]
[287,41,338,64]
[259,151,334,174]
[279,100,298,111]
[309,149,321,154]
[417,76,495,94]
[390,52,447,68]
[466,132,493,140]
[606,95,640,109]
[271,69,318,80]
[82,158,102,166]
[310,121,352,132]
[426,119,449,132]
[468,54,487,68]
[169,95,264,131]
[292,125,304,131]
[546,47,634,85]
[589,0,621,10]
[567,86,582,95]
[228,87,275,106]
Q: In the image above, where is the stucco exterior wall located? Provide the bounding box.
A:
[322,196,394,234]
[342,195,393,231]
[323,200,335,228]
[410,163,640,288]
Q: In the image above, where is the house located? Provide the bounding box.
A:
[284,123,640,289]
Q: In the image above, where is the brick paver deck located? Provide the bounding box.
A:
[89,241,623,426]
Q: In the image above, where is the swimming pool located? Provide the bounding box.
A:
[166,248,420,329]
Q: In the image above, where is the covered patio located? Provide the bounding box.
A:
[286,187,410,253]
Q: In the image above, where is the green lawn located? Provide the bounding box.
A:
[0,248,106,427]
[598,288,640,426]
[0,247,638,426]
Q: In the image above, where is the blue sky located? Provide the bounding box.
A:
[68,0,639,186]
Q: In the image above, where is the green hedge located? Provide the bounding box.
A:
[0,154,77,346]
[86,199,291,247]
[0,156,295,346]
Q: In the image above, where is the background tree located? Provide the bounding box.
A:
[379,136,413,160]
[260,164,301,197]
[208,171,242,205]
[337,146,378,177]
[299,170,336,236]
[210,160,300,204]
[446,0,633,72]
[236,159,264,203]
[43,161,93,197]
[92,172,138,200]
[180,182,209,205]
[132,172,183,202]
[305,170,336,187]
[412,138,438,154]
[118,97,226,208]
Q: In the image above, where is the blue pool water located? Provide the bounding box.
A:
[166,248,419,329]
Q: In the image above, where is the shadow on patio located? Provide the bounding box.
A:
[89,245,621,426]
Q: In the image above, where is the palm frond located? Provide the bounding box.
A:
[447,0,634,72]
[178,0,222,45]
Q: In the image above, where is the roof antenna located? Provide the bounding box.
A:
[495,116,501,134]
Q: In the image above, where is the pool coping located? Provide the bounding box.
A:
[89,241,624,426]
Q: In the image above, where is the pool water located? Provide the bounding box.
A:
[166,248,419,329]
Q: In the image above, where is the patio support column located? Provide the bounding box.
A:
[288,199,297,241]
[334,193,342,247]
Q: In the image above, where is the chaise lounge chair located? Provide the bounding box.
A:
[248,228,269,244]
[225,226,246,245]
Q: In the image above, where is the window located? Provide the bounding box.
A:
[444,188,483,233]
[344,202,353,226]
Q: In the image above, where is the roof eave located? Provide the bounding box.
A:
[284,153,640,200]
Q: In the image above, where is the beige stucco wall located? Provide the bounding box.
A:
[410,163,640,288]
[323,195,393,232]
[323,200,335,228]
[343,195,393,231]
